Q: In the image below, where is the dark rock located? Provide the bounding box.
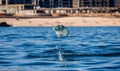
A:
[0,22,12,27]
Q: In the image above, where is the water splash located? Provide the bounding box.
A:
[56,45,63,61]
[58,49,63,61]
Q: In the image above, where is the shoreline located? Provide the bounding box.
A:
[0,17,120,26]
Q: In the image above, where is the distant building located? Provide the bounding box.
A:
[38,0,117,8]
[39,0,73,8]
[0,0,119,8]
[78,0,116,7]
[1,0,32,5]
[0,0,1,5]
[116,0,120,7]
[0,0,36,15]
[73,0,79,8]
[0,0,120,15]
[38,0,116,8]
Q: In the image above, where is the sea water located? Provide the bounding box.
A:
[0,27,120,71]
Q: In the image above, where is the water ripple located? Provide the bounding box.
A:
[0,27,120,71]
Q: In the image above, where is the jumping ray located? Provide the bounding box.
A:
[54,25,70,37]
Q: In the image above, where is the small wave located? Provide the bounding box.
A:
[3,34,21,36]
[1,34,22,38]
[0,61,11,64]
[0,49,16,56]
[16,43,39,48]
[45,44,56,48]
[102,66,120,69]
[20,62,55,66]
[25,52,57,59]
[63,52,120,57]
[93,44,120,48]
[43,49,58,53]
[21,35,47,39]
[88,65,120,71]
[25,53,41,59]
[0,60,12,66]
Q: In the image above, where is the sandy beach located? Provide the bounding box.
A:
[0,17,120,26]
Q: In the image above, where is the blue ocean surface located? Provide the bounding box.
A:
[0,27,120,71]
